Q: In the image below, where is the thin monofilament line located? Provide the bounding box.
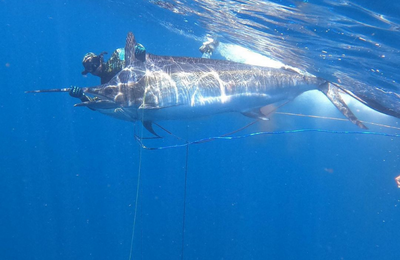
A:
[134,111,400,150]
[129,115,146,260]
[275,112,400,130]
[135,128,400,150]
[181,127,189,260]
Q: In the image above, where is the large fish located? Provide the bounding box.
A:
[27,32,369,134]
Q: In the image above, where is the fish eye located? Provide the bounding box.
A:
[104,87,114,95]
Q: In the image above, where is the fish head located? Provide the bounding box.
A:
[81,84,130,110]
[83,66,147,109]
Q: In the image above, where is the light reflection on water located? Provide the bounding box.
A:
[115,0,400,113]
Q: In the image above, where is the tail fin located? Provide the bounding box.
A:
[319,82,367,129]
[333,85,400,119]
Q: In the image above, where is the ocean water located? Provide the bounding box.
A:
[1,0,400,260]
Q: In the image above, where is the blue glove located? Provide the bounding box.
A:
[135,43,146,62]
[69,86,83,98]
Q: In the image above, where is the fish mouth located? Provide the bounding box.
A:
[78,86,129,110]
[74,99,119,109]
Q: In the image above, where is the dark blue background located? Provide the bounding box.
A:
[1,1,400,260]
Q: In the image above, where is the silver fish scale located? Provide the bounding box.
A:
[139,64,322,109]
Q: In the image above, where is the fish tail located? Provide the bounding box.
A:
[319,82,367,129]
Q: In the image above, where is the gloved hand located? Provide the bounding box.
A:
[69,86,83,98]
[135,43,146,62]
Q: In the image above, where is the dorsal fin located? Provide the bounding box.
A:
[125,32,136,67]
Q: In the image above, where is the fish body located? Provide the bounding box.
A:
[84,55,325,122]
[27,32,368,131]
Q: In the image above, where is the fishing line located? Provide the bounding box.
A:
[133,118,262,149]
[134,111,400,150]
[136,128,400,150]
[128,113,146,260]
[275,112,400,130]
[180,132,189,260]
[130,110,400,258]
[153,122,186,141]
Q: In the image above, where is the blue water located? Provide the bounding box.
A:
[1,1,400,259]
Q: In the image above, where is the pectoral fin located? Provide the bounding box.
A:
[143,121,161,138]
[242,102,287,120]
[242,108,270,121]
[319,82,367,129]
